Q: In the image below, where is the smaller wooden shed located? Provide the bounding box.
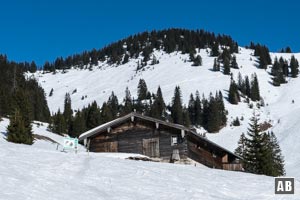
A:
[79,112,242,171]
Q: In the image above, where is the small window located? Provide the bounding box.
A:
[171,136,178,146]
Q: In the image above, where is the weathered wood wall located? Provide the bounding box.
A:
[187,134,223,169]
[87,117,242,170]
[89,119,188,162]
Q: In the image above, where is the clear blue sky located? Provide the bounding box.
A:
[1,0,299,66]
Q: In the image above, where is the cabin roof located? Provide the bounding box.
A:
[78,112,241,159]
[78,112,190,141]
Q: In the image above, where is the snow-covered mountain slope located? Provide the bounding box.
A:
[0,119,299,200]
[30,47,300,178]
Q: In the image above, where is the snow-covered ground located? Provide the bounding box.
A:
[0,119,299,200]
[30,47,300,179]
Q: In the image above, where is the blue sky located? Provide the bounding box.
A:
[1,0,299,66]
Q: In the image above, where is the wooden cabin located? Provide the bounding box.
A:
[78,112,243,171]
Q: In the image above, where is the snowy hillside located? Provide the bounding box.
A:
[0,119,299,200]
[30,47,300,178]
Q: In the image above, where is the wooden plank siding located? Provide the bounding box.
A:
[81,112,243,171]
[89,119,188,162]
[187,134,224,169]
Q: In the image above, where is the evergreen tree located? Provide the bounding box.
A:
[63,93,73,126]
[223,57,231,75]
[254,44,272,69]
[231,55,239,69]
[217,91,227,126]
[235,132,246,159]
[264,132,285,176]
[150,86,166,119]
[210,42,220,57]
[192,55,202,66]
[188,94,195,125]
[228,79,240,104]
[212,58,220,71]
[206,94,220,132]
[220,48,232,62]
[290,55,299,78]
[237,72,244,91]
[122,54,129,64]
[86,101,101,129]
[201,96,209,128]
[171,86,183,124]
[285,46,292,53]
[183,107,191,127]
[280,58,289,77]
[241,112,284,176]
[51,109,66,135]
[7,109,33,145]
[271,57,280,76]
[137,79,148,101]
[245,76,251,97]
[29,61,37,73]
[69,111,86,138]
[122,87,133,114]
[107,92,119,118]
[250,73,260,101]
[101,102,113,123]
[194,91,202,126]
[232,117,240,126]
[243,112,267,174]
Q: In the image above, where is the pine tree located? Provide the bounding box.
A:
[237,72,244,92]
[107,92,119,118]
[250,73,260,101]
[122,87,133,115]
[183,107,191,127]
[188,94,195,125]
[69,111,86,138]
[290,55,299,78]
[212,58,220,71]
[194,91,202,126]
[210,42,219,57]
[228,79,240,104]
[243,112,267,174]
[63,93,73,126]
[86,101,101,129]
[150,86,166,119]
[281,58,289,77]
[171,86,183,125]
[192,55,202,66]
[231,55,239,69]
[265,132,285,176]
[206,94,220,132]
[235,133,246,158]
[245,76,251,97]
[223,57,231,75]
[101,102,113,123]
[241,112,283,176]
[232,117,240,126]
[7,109,33,145]
[217,91,227,126]
[29,61,37,73]
[137,79,148,101]
[51,109,66,135]
[201,96,209,128]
